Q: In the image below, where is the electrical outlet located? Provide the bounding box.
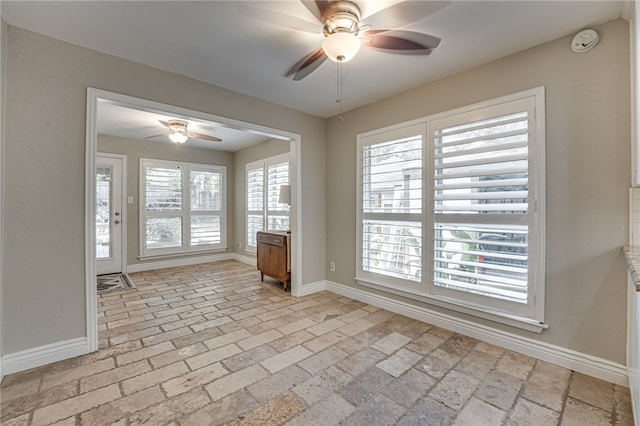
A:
[329,261,336,272]
[235,242,242,249]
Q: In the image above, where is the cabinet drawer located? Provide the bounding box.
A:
[257,232,285,247]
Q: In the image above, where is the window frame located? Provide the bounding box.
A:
[139,158,227,258]
[356,123,427,295]
[245,154,291,253]
[355,87,546,331]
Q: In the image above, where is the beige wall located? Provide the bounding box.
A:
[325,19,631,363]
[98,135,235,266]
[0,19,6,374]
[232,138,290,256]
[3,25,325,353]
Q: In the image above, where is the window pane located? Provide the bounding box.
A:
[363,220,421,282]
[363,137,422,214]
[145,167,182,211]
[190,171,221,211]
[434,112,529,214]
[433,223,528,303]
[248,168,264,211]
[96,166,112,259]
[191,215,221,245]
[247,215,264,247]
[145,217,182,249]
[268,215,289,231]
[268,162,289,211]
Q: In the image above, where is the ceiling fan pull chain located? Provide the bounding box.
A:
[337,60,344,122]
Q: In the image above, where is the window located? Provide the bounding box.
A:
[357,87,545,329]
[140,159,226,256]
[359,124,425,294]
[246,154,290,251]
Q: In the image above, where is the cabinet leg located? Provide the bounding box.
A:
[260,272,264,282]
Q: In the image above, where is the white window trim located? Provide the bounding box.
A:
[139,158,227,258]
[246,153,291,253]
[355,87,546,332]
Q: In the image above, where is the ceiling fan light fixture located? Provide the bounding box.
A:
[169,132,188,143]
[322,32,361,62]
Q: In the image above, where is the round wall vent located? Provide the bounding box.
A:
[571,29,598,53]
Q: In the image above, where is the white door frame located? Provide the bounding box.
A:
[85,88,303,352]
[96,153,127,275]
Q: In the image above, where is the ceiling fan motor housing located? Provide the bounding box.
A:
[322,1,361,36]
[167,119,189,134]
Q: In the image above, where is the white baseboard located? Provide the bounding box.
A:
[127,253,255,273]
[292,280,327,297]
[230,253,257,267]
[2,337,89,375]
[326,280,629,387]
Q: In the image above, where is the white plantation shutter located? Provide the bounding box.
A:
[247,165,264,249]
[267,161,290,231]
[141,160,226,256]
[245,155,290,251]
[357,87,545,328]
[189,169,223,246]
[359,124,425,290]
[430,95,542,320]
[145,167,182,211]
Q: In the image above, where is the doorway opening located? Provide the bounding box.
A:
[85,88,302,353]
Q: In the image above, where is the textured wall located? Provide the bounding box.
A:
[4,26,325,353]
[325,19,630,363]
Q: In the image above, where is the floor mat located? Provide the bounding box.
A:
[97,273,134,294]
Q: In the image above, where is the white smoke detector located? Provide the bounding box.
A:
[571,29,598,53]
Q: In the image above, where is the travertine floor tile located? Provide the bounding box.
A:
[285,392,355,426]
[506,398,560,426]
[0,261,632,426]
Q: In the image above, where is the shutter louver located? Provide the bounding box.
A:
[362,133,423,282]
[433,111,530,304]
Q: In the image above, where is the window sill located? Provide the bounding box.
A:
[355,277,548,333]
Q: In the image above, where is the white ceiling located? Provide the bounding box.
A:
[2,0,625,148]
[96,100,276,151]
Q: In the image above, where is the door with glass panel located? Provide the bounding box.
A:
[96,155,124,275]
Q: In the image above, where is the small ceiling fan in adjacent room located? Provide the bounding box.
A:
[282,0,447,80]
[145,119,222,144]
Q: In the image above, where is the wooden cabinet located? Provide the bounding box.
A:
[257,231,291,291]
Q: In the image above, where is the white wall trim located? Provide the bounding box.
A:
[326,280,629,387]
[127,253,257,273]
[2,338,88,375]
[128,253,233,273]
[87,88,303,360]
[293,280,327,297]
[231,253,256,267]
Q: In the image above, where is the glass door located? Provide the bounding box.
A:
[96,155,123,275]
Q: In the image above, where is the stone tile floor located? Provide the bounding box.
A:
[0,260,634,425]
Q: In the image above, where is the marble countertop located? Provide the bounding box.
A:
[623,246,640,291]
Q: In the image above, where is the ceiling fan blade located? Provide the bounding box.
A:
[238,5,320,34]
[159,120,173,129]
[364,30,441,52]
[363,1,450,29]
[188,132,222,142]
[299,0,329,22]
[145,132,170,140]
[285,48,327,81]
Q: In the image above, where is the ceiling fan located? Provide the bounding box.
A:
[145,119,222,144]
[284,0,446,80]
